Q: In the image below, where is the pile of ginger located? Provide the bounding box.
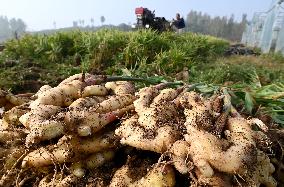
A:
[0,73,283,187]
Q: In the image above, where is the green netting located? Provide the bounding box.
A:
[275,12,284,53]
[248,13,266,47]
[242,12,267,48]
[259,7,277,52]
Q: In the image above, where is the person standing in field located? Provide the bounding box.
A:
[172,13,185,34]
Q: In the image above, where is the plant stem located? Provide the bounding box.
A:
[185,83,203,91]
[104,76,184,86]
[105,76,156,84]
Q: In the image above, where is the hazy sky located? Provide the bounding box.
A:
[0,0,272,31]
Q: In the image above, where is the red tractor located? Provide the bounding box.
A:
[132,7,172,32]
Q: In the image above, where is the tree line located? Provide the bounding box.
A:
[185,10,247,41]
[72,16,106,27]
[0,16,26,42]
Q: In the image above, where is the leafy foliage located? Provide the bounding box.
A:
[232,83,284,126]
[0,29,229,92]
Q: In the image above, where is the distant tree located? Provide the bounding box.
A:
[241,14,248,24]
[219,16,228,37]
[0,16,11,41]
[186,11,199,32]
[100,16,105,25]
[9,18,22,39]
[0,16,27,42]
[90,18,94,27]
[9,18,26,34]
[225,14,235,39]
[78,19,85,27]
[118,23,131,31]
[73,21,78,27]
[232,14,248,42]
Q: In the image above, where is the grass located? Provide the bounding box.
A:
[0,29,283,92]
[0,29,229,92]
[190,55,284,86]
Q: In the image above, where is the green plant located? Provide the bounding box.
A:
[261,52,284,64]
[232,83,284,125]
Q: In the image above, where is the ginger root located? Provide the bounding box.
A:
[38,174,78,187]
[116,86,183,153]
[110,163,175,187]
[168,91,278,186]
[65,94,135,137]
[105,81,135,95]
[116,115,180,153]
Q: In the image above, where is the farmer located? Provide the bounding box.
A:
[172,13,185,33]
